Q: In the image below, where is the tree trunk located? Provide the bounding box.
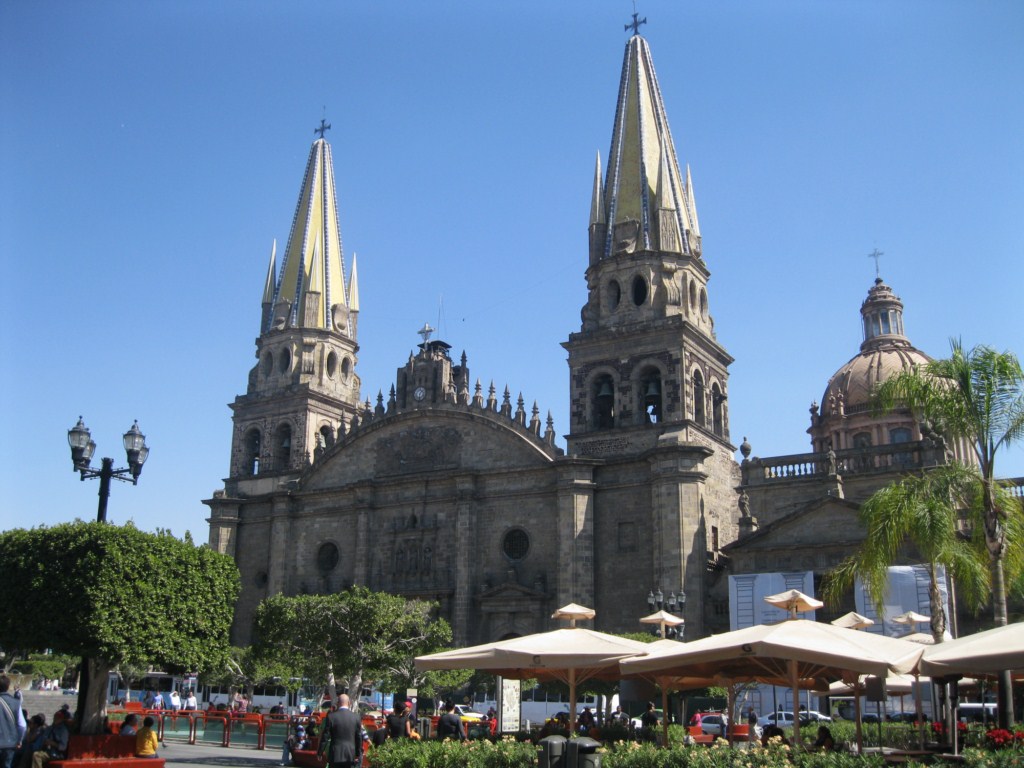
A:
[325,669,337,705]
[928,567,946,643]
[79,657,113,735]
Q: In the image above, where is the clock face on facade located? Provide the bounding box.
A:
[413,386,426,401]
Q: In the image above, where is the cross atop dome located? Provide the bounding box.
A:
[314,118,331,139]
[625,11,647,36]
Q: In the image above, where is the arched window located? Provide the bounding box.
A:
[244,428,261,475]
[593,374,615,429]
[639,368,662,424]
[711,382,725,436]
[692,370,705,426]
[274,423,292,470]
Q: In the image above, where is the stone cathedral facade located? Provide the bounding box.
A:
[206,31,741,647]
[206,28,1015,648]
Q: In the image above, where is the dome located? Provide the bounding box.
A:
[809,278,931,452]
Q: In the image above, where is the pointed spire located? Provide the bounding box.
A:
[601,33,698,259]
[544,411,556,445]
[261,239,278,332]
[589,152,605,226]
[348,252,360,312]
[655,138,682,253]
[472,379,484,408]
[272,129,348,331]
[487,381,498,411]
[685,164,701,241]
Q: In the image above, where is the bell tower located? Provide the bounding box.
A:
[226,123,363,490]
[564,30,734,455]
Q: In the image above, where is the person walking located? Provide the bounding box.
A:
[0,677,26,768]
[317,695,362,768]
[435,702,465,741]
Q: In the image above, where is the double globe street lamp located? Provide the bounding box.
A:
[67,416,150,522]
[646,588,686,639]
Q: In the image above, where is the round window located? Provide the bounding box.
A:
[502,529,530,561]
[327,351,338,378]
[279,347,292,374]
[317,542,340,572]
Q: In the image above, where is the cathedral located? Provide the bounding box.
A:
[205,26,1000,652]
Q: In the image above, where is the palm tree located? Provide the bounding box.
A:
[823,462,989,644]
[870,339,1024,625]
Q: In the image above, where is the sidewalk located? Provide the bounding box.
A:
[158,740,285,768]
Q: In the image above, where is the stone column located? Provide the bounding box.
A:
[453,475,477,645]
[266,493,292,596]
[555,462,598,611]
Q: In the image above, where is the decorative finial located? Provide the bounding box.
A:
[625,11,647,35]
[314,118,331,139]
[417,323,435,344]
[867,248,883,280]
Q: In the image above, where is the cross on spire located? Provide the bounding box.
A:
[314,118,331,139]
[417,323,435,344]
[625,11,647,35]
[867,248,884,279]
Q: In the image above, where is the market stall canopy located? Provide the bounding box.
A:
[919,622,1024,678]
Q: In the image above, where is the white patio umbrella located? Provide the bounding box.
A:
[415,604,650,734]
[831,612,875,630]
[764,589,824,619]
[621,618,925,749]
[920,622,1024,678]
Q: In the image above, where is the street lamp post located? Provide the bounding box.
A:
[67,417,150,522]
[645,588,687,639]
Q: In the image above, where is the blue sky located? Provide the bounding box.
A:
[2,0,1022,539]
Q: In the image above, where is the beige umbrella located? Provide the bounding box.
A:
[892,611,930,625]
[831,612,875,630]
[621,618,924,749]
[901,632,936,645]
[415,604,649,734]
[764,589,824,619]
[920,622,1024,678]
[639,609,685,639]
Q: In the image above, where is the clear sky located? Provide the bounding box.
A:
[2,0,1022,539]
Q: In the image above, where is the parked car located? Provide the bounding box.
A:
[799,711,832,724]
[453,705,484,722]
[700,713,728,736]
[757,711,795,728]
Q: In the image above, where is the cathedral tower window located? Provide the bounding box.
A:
[341,356,352,379]
[711,382,725,437]
[632,275,648,306]
[326,351,338,378]
[699,287,708,320]
[640,368,662,424]
[688,280,697,314]
[274,423,292,470]
[692,370,705,426]
[279,347,292,374]
[244,428,261,475]
[593,374,616,429]
[261,352,273,377]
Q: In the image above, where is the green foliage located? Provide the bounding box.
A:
[252,586,452,699]
[366,737,537,768]
[0,521,240,673]
[823,462,991,638]
[603,740,888,768]
[10,657,70,682]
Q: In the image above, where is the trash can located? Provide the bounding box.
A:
[539,735,567,768]
[567,736,602,768]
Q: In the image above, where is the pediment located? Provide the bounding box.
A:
[725,496,862,553]
[301,409,556,492]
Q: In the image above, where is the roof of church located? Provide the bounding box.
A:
[820,277,931,415]
[265,130,355,332]
[593,31,700,258]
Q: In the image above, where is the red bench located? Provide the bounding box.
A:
[49,735,167,768]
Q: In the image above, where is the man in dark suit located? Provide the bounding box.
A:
[318,694,362,768]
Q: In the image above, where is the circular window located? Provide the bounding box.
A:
[262,352,274,377]
[632,275,647,306]
[326,351,338,378]
[279,347,292,374]
[607,280,621,309]
[502,529,530,561]
[317,542,340,572]
[255,571,268,587]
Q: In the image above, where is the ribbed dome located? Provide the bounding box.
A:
[820,343,931,418]
[809,278,931,451]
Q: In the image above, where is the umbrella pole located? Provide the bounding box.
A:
[854,683,863,754]
[662,684,669,747]
[569,669,577,736]
[914,674,924,750]
[789,659,801,747]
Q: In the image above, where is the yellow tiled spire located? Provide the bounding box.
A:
[599,33,699,259]
[269,132,348,332]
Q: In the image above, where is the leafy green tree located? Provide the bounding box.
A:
[871,340,1024,624]
[823,462,991,642]
[252,587,452,705]
[0,522,240,733]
